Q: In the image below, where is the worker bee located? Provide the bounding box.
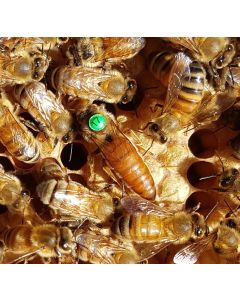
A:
[75,223,139,264]
[67,37,145,67]
[111,196,207,260]
[0,51,50,87]
[0,223,75,263]
[161,37,236,90]
[0,100,41,163]
[174,214,240,264]
[50,65,137,104]
[36,163,115,223]
[146,51,237,142]
[0,164,30,213]
[34,157,67,181]
[76,104,156,201]
[13,82,74,144]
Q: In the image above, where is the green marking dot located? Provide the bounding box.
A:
[88,114,107,132]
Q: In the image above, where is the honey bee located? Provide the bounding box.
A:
[0,51,50,87]
[76,104,156,201]
[34,157,67,181]
[0,164,30,213]
[146,52,237,142]
[67,37,146,67]
[111,196,207,260]
[36,159,115,223]
[161,37,236,89]
[0,100,41,163]
[75,223,139,264]
[173,215,240,264]
[13,82,74,144]
[0,223,75,263]
[50,65,137,104]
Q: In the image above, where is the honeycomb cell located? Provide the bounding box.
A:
[188,129,218,158]
[61,143,88,170]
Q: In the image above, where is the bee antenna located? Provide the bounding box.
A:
[223,198,237,217]
[215,151,225,173]
[205,201,219,221]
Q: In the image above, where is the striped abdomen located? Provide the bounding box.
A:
[100,135,156,200]
[0,225,33,253]
[149,52,206,114]
[112,214,163,242]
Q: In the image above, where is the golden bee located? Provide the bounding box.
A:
[161,37,236,89]
[34,157,67,181]
[67,37,145,67]
[173,214,240,264]
[146,51,236,142]
[0,50,50,87]
[13,82,74,144]
[75,223,139,264]
[50,65,137,104]
[36,158,115,223]
[0,164,30,213]
[0,100,41,163]
[0,223,75,263]
[76,104,156,201]
[111,196,207,260]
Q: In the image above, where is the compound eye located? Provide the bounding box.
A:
[160,134,168,143]
[21,190,29,197]
[216,55,224,68]
[128,80,136,89]
[232,168,239,175]
[60,239,70,251]
[121,96,129,104]
[227,44,234,52]
[62,133,70,143]
[226,219,237,228]
[194,226,203,237]
[34,57,42,68]
[150,123,159,132]
[33,72,39,79]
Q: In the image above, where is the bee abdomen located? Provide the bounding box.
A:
[113,214,162,242]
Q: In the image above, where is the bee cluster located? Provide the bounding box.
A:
[0,37,240,264]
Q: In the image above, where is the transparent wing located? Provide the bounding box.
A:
[134,240,176,262]
[162,52,192,114]
[121,196,175,217]
[76,232,127,264]
[173,234,215,264]
[25,82,65,128]
[162,37,201,56]
[227,66,240,87]
[189,90,237,126]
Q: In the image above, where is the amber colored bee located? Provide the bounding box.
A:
[13,82,74,144]
[36,158,115,223]
[0,164,30,213]
[111,196,207,260]
[0,223,75,263]
[146,51,237,142]
[0,101,41,163]
[75,224,139,264]
[174,215,240,264]
[34,157,67,181]
[162,37,236,89]
[76,104,156,201]
[0,50,50,87]
[67,37,146,67]
[50,65,137,104]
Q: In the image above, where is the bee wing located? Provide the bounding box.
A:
[162,38,201,56]
[227,66,240,86]
[121,196,175,217]
[99,37,145,61]
[189,90,237,126]
[173,234,216,264]
[4,248,43,264]
[24,82,65,128]
[76,232,127,264]
[52,189,106,222]
[162,52,192,114]
[134,240,176,262]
